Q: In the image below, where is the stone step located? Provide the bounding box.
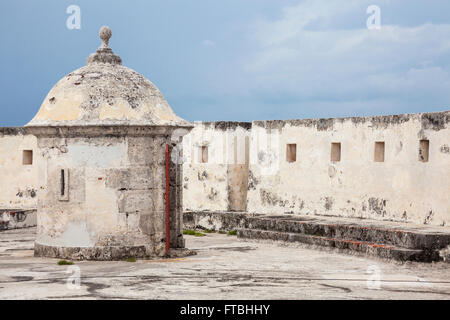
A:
[237,228,440,262]
[244,215,450,250]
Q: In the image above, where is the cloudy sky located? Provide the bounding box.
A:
[1,0,450,126]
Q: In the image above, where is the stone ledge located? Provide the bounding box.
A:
[34,242,196,261]
[25,125,191,138]
[183,211,450,262]
[238,229,440,262]
[183,211,261,231]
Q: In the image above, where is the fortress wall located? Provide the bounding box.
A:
[0,128,39,210]
[182,122,251,212]
[1,111,448,229]
[246,111,450,226]
[0,128,39,229]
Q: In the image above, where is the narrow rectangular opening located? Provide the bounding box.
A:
[330,143,341,162]
[374,141,385,162]
[22,150,33,165]
[419,140,429,162]
[200,146,208,163]
[60,169,65,196]
[286,144,297,162]
[59,168,69,201]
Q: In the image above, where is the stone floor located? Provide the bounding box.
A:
[0,227,449,299]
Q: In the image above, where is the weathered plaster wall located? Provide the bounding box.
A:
[182,122,251,212]
[0,210,37,230]
[0,128,39,211]
[1,111,448,233]
[247,111,450,226]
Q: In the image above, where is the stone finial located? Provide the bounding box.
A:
[86,26,122,65]
[99,26,112,48]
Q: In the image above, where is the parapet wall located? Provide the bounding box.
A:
[1,111,449,229]
[0,128,39,229]
[247,111,449,226]
[182,122,252,212]
[0,128,39,211]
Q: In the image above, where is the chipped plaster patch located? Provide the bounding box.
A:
[67,142,127,168]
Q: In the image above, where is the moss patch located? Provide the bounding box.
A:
[57,260,73,265]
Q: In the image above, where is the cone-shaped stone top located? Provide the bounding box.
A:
[27,26,190,127]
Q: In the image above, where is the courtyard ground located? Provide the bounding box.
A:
[0,227,449,299]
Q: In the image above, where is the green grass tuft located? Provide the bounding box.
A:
[125,257,137,262]
[227,230,237,236]
[184,229,206,237]
[57,260,73,265]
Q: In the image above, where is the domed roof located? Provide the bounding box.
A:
[27,26,190,127]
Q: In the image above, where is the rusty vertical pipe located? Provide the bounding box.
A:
[165,143,170,255]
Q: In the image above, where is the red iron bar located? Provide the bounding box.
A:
[165,143,170,255]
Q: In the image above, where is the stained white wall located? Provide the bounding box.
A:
[247,112,450,226]
[1,111,448,229]
[182,122,251,212]
[0,132,39,210]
